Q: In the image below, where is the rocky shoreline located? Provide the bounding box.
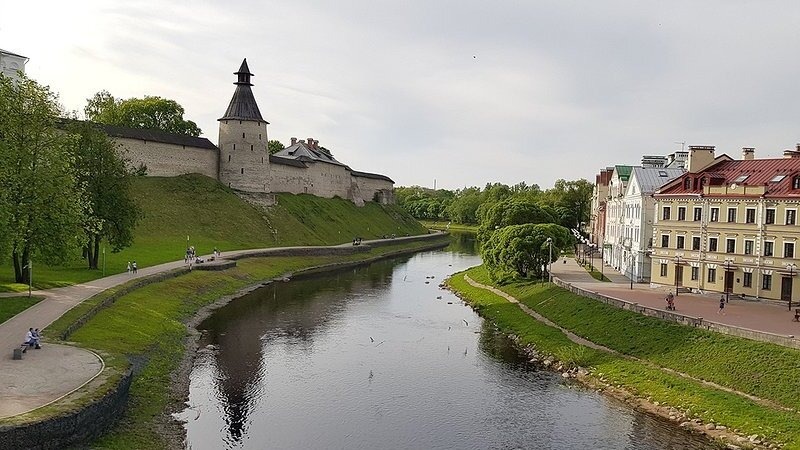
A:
[445,281,782,450]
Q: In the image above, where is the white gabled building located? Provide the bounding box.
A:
[603,165,632,271]
[0,48,28,81]
[616,167,684,282]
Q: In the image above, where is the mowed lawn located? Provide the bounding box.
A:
[0,296,42,324]
[0,174,427,292]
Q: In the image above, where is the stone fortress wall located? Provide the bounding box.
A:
[117,137,219,179]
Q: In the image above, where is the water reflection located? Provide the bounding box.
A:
[185,236,714,450]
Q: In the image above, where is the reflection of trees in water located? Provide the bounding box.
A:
[200,256,400,445]
[446,231,477,255]
[476,322,529,367]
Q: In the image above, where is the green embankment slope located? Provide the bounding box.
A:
[449,265,800,449]
[0,174,427,292]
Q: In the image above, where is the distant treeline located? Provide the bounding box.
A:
[395,179,593,230]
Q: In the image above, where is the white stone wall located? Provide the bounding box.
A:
[268,162,312,194]
[218,120,270,192]
[116,137,218,178]
[353,176,394,204]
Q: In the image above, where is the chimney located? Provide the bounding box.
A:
[783,149,800,158]
[742,147,755,161]
[291,137,297,145]
[307,137,314,146]
[313,139,319,148]
[687,145,715,173]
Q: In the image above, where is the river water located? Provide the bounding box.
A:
[183,234,713,449]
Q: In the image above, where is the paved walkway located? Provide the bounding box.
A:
[552,257,800,338]
[0,234,440,418]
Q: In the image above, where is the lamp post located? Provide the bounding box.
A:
[724,259,732,303]
[787,263,797,310]
[629,252,635,290]
[546,237,553,282]
[674,255,681,297]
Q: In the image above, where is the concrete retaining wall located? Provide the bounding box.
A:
[0,370,133,450]
[552,276,800,350]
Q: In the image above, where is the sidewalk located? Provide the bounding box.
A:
[0,233,442,418]
[551,257,800,338]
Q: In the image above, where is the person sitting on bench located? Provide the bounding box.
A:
[23,328,40,351]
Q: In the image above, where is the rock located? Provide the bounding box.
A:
[749,434,760,442]
[669,415,676,421]
[679,422,691,428]
[653,401,660,406]
[717,425,727,431]
[736,437,749,444]
[562,372,570,378]
[725,445,741,450]
[705,423,716,430]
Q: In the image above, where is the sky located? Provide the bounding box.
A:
[4,1,800,190]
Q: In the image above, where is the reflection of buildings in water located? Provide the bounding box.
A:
[205,259,398,444]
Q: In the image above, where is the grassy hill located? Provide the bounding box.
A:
[0,174,427,291]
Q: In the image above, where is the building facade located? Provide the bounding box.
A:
[603,165,632,270]
[650,146,800,303]
[0,48,28,81]
[590,167,613,247]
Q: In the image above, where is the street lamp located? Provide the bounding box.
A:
[629,252,635,290]
[787,263,797,310]
[546,237,553,282]
[674,255,682,297]
[724,259,732,303]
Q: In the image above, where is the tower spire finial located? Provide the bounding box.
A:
[234,58,253,86]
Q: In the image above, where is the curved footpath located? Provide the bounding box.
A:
[0,234,443,419]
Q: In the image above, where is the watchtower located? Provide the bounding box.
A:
[218,59,270,192]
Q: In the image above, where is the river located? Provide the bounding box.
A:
[182,233,713,449]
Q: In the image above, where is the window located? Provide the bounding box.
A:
[233,143,236,150]
[743,272,752,288]
[677,236,685,249]
[770,175,786,183]
[794,176,800,190]
[684,178,691,189]
[744,240,754,255]
[733,174,749,183]
[678,207,686,221]
[259,133,262,140]
[766,209,776,224]
[660,264,668,277]
[242,132,246,138]
[726,238,736,254]
[762,274,772,291]
[764,241,774,257]
[661,234,670,248]
[785,242,795,258]
[708,268,716,283]
[693,207,702,221]
[710,207,720,222]
[658,170,668,177]
[691,266,699,281]
[241,168,244,174]
[692,237,701,250]
[745,208,756,224]
[727,207,737,223]
[787,210,796,225]
[709,237,718,252]
[228,155,231,162]
[662,206,671,220]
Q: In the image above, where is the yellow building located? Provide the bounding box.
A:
[650,146,800,304]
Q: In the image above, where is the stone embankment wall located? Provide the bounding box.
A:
[0,370,133,450]
[552,276,800,350]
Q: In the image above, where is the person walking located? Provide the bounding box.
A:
[127,261,132,274]
[718,295,726,315]
[132,261,138,274]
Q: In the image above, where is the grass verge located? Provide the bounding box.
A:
[449,265,800,449]
[420,220,478,233]
[0,296,43,324]
[33,238,446,449]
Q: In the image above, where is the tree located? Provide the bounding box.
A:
[268,140,284,154]
[477,198,557,243]
[481,223,571,283]
[541,178,594,229]
[85,90,202,136]
[0,74,84,283]
[66,121,140,269]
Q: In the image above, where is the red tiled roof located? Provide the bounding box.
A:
[656,156,800,198]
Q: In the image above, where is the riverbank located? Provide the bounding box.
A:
[447,265,800,450]
[32,236,448,449]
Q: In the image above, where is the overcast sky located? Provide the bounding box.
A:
[4,1,800,190]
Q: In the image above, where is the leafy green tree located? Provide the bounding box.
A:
[85,90,201,136]
[481,223,571,283]
[477,198,557,243]
[0,74,84,283]
[66,121,140,269]
[541,178,593,229]
[445,187,483,224]
[268,140,284,154]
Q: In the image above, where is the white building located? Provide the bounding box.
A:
[0,48,28,80]
[603,165,632,271]
[616,167,684,282]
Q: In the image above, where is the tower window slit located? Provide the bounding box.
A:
[241,168,244,174]
[242,132,245,138]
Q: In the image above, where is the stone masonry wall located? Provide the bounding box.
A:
[0,370,133,450]
[354,176,394,203]
[117,137,218,178]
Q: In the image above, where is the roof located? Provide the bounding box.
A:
[614,165,632,181]
[630,167,684,193]
[219,59,266,122]
[350,170,394,183]
[269,154,307,168]
[656,157,800,198]
[0,48,27,59]
[96,123,218,150]
[272,141,346,166]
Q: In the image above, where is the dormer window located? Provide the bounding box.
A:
[683,178,691,189]
[794,176,800,190]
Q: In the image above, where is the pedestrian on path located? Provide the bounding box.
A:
[718,295,726,315]
[132,261,138,274]
[127,261,132,274]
